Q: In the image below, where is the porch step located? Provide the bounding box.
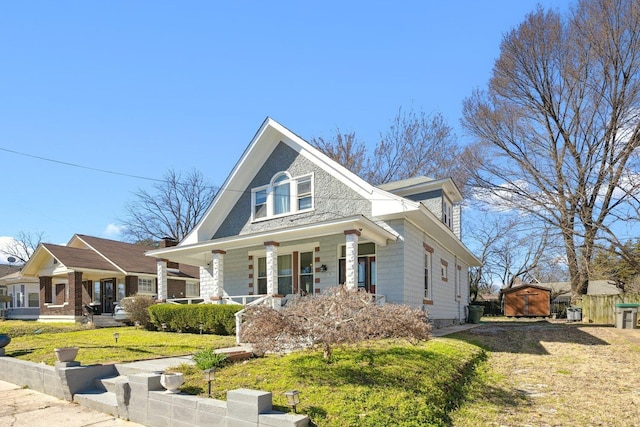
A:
[93,375,128,393]
[74,390,118,416]
[215,346,253,362]
[90,315,123,328]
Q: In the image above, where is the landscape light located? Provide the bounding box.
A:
[113,332,119,343]
[283,390,301,413]
[203,368,214,397]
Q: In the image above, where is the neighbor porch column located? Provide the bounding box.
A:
[212,250,226,302]
[344,230,360,291]
[156,259,168,301]
[264,241,279,296]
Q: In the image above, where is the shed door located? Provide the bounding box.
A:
[523,294,529,316]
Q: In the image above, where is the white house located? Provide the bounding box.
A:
[0,266,40,320]
[148,118,480,326]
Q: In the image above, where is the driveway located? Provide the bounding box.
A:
[0,380,141,427]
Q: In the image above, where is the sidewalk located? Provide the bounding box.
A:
[0,380,142,427]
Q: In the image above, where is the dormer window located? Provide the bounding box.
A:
[252,172,314,221]
[443,198,453,229]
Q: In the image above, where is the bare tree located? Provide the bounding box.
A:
[1,231,45,264]
[311,130,368,178]
[240,286,432,360]
[312,108,471,193]
[120,169,217,243]
[462,0,640,300]
[466,212,557,301]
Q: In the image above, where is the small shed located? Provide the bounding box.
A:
[502,284,551,317]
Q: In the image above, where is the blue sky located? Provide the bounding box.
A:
[0,0,569,261]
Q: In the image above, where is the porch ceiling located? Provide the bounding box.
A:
[147,215,398,267]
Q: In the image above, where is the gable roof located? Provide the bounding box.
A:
[22,234,198,278]
[181,117,413,246]
[501,284,552,295]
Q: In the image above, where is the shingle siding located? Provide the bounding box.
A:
[213,142,371,239]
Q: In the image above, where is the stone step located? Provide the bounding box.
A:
[74,390,118,416]
[90,315,123,328]
[93,375,128,393]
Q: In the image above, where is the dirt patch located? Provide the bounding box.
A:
[452,320,640,426]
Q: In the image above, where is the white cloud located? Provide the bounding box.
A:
[103,224,124,238]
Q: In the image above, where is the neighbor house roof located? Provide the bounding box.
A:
[22,234,199,279]
[500,284,552,295]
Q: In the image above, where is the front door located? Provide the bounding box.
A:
[339,256,376,293]
[102,279,115,313]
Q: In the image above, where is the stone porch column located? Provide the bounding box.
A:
[344,230,360,291]
[211,250,226,302]
[156,259,167,301]
[264,241,279,296]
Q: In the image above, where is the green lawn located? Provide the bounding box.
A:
[2,321,489,426]
[2,321,235,365]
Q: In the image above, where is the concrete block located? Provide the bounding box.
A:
[227,400,266,424]
[227,389,272,422]
[196,407,226,427]
[147,413,171,427]
[259,411,309,427]
[129,372,163,389]
[148,396,172,418]
[225,418,257,427]
[197,398,227,416]
[172,393,199,408]
[150,390,175,403]
[172,402,198,425]
[127,408,148,425]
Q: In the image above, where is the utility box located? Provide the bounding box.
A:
[614,303,639,329]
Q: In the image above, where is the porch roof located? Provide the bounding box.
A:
[147,215,398,267]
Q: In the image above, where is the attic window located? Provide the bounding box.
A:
[53,258,58,264]
[252,172,314,221]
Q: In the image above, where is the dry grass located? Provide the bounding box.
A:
[451,320,640,426]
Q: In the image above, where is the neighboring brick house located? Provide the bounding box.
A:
[148,118,480,327]
[21,234,199,322]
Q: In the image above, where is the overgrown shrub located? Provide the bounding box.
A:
[241,286,433,360]
[121,294,156,328]
[148,304,241,335]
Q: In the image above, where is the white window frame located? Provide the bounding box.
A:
[441,259,448,282]
[424,250,432,300]
[250,243,318,295]
[28,292,39,308]
[138,277,156,294]
[251,172,314,222]
[443,197,453,229]
[185,282,199,297]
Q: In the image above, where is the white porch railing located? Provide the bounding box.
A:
[222,294,266,306]
[166,297,206,305]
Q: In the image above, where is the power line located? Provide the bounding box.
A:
[0,146,165,183]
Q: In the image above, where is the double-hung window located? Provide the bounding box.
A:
[252,172,314,221]
[138,277,155,294]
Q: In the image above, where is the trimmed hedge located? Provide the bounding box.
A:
[148,304,242,335]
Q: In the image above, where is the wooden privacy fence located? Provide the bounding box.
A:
[581,293,640,324]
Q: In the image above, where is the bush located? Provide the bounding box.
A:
[193,348,228,370]
[241,286,432,360]
[148,304,242,335]
[121,294,156,328]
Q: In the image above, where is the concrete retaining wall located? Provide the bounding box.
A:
[0,356,308,427]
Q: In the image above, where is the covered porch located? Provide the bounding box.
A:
[149,215,398,304]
